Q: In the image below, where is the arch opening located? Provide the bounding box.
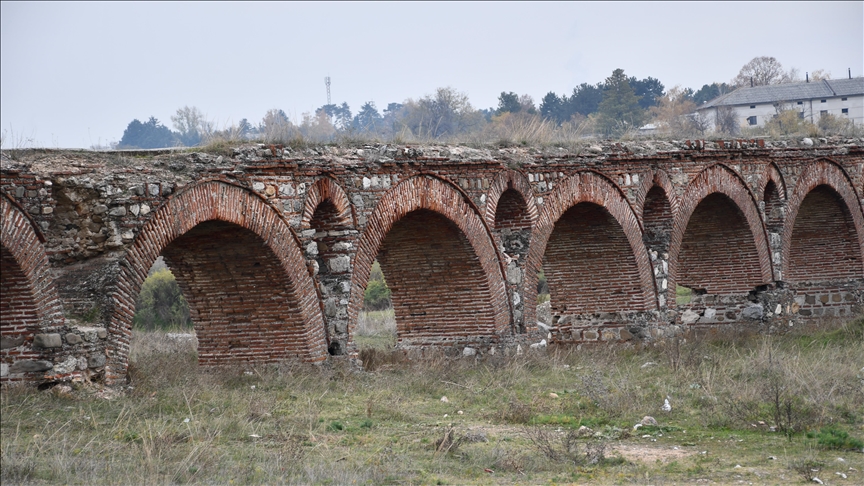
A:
[307,198,354,355]
[494,188,533,332]
[146,220,312,365]
[787,185,862,282]
[543,202,650,320]
[678,193,763,295]
[642,185,673,252]
[495,188,532,254]
[375,209,498,344]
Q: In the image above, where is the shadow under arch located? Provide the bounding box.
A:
[347,175,509,345]
[106,180,327,382]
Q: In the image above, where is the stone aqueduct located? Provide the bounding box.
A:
[1,140,862,384]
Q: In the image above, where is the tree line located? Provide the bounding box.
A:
[115,56,842,149]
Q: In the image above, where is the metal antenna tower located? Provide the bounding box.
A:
[325,76,331,105]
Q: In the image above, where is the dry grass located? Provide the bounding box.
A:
[2,316,863,484]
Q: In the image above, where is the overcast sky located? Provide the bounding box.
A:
[2,1,862,149]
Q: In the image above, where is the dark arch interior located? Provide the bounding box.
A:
[376,209,497,343]
[157,220,308,365]
[642,185,673,252]
[495,189,531,231]
[788,185,862,282]
[678,193,763,294]
[763,180,783,234]
[310,199,346,233]
[543,203,649,316]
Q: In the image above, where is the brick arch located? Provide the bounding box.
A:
[781,159,864,281]
[635,169,679,224]
[760,164,787,236]
[301,177,355,229]
[348,175,509,343]
[758,162,788,202]
[106,180,327,382]
[484,169,538,230]
[523,171,657,325]
[669,164,773,294]
[1,194,65,380]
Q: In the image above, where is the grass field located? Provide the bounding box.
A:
[2,316,862,485]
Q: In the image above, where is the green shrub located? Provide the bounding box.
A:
[132,268,192,331]
[807,426,864,450]
[363,261,392,310]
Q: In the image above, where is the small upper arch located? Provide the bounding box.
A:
[484,169,538,230]
[757,162,788,203]
[300,176,355,230]
[635,169,679,224]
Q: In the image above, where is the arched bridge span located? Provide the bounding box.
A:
[1,141,862,383]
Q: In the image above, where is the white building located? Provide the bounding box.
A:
[696,77,864,131]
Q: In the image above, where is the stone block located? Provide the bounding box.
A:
[33,333,62,348]
[53,357,79,374]
[88,353,106,368]
[819,295,830,304]
[805,295,816,305]
[10,360,53,373]
[741,304,764,320]
[65,333,83,345]
[327,255,351,273]
[681,310,700,325]
[0,335,25,349]
[583,330,598,341]
[506,264,522,284]
[324,299,338,317]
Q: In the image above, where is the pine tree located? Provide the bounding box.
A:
[596,69,645,137]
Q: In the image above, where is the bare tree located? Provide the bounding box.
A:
[400,87,484,140]
[688,112,712,136]
[171,106,212,146]
[715,106,739,135]
[733,56,799,87]
[650,86,697,136]
[809,69,831,81]
[260,108,298,143]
